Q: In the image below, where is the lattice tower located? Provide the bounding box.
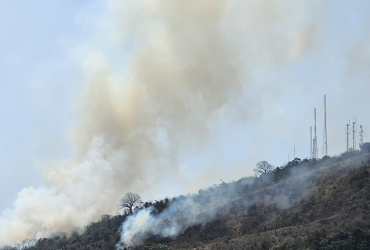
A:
[313,108,318,159]
[352,118,357,151]
[322,95,328,157]
[359,125,364,148]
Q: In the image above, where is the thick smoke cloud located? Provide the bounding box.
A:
[115,180,254,248]
[115,159,318,248]
[0,0,318,245]
[116,193,227,248]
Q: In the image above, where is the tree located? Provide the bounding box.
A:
[118,192,142,214]
[254,161,274,176]
[360,142,370,153]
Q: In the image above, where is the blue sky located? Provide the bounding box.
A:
[0,0,370,233]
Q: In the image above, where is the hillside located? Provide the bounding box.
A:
[140,150,370,250]
[3,146,370,250]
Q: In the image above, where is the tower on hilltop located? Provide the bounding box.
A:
[310,126,312,159]
[359,125,364,148]
[345,120,350,152]
[312,108,318,159]
[322,95,328,157]
[352,118,357,151]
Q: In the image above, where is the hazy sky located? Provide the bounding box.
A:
[0,0,370,216]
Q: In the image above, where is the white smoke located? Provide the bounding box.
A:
[0,137,127,243]
[115,160,318,248]
[0,0,320,246]
[116,188,235,248]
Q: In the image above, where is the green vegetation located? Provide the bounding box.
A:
[144,244,168,250]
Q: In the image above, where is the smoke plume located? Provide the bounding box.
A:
[0,0,318,245]
[115,179,255,248]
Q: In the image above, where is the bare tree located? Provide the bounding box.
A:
[254,161,274,176]
[118,192,142,214]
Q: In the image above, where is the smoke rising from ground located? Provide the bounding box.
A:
[0,0,319,245]
[116,192,230,248]
[115,178,256,248]
[116,160,308,248]
[116,152,370,248]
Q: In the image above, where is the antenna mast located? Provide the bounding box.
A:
[352,118,357,151]
[359,125,364,148]
[313,108,318,159]
[310,126,312,159]
[322,95,328,157]
[345,120,350,152]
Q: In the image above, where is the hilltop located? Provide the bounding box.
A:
[3,144,370,250]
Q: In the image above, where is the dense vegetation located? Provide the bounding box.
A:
[2,143,370,250]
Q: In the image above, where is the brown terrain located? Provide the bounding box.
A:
[7,148,370,250]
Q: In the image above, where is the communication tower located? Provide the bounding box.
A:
[345,120,350,152]
[352,118,357,150]
[322,95,328,157]
[312,108,318,159]
[359,125,364,148]
[310,126,312,159]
